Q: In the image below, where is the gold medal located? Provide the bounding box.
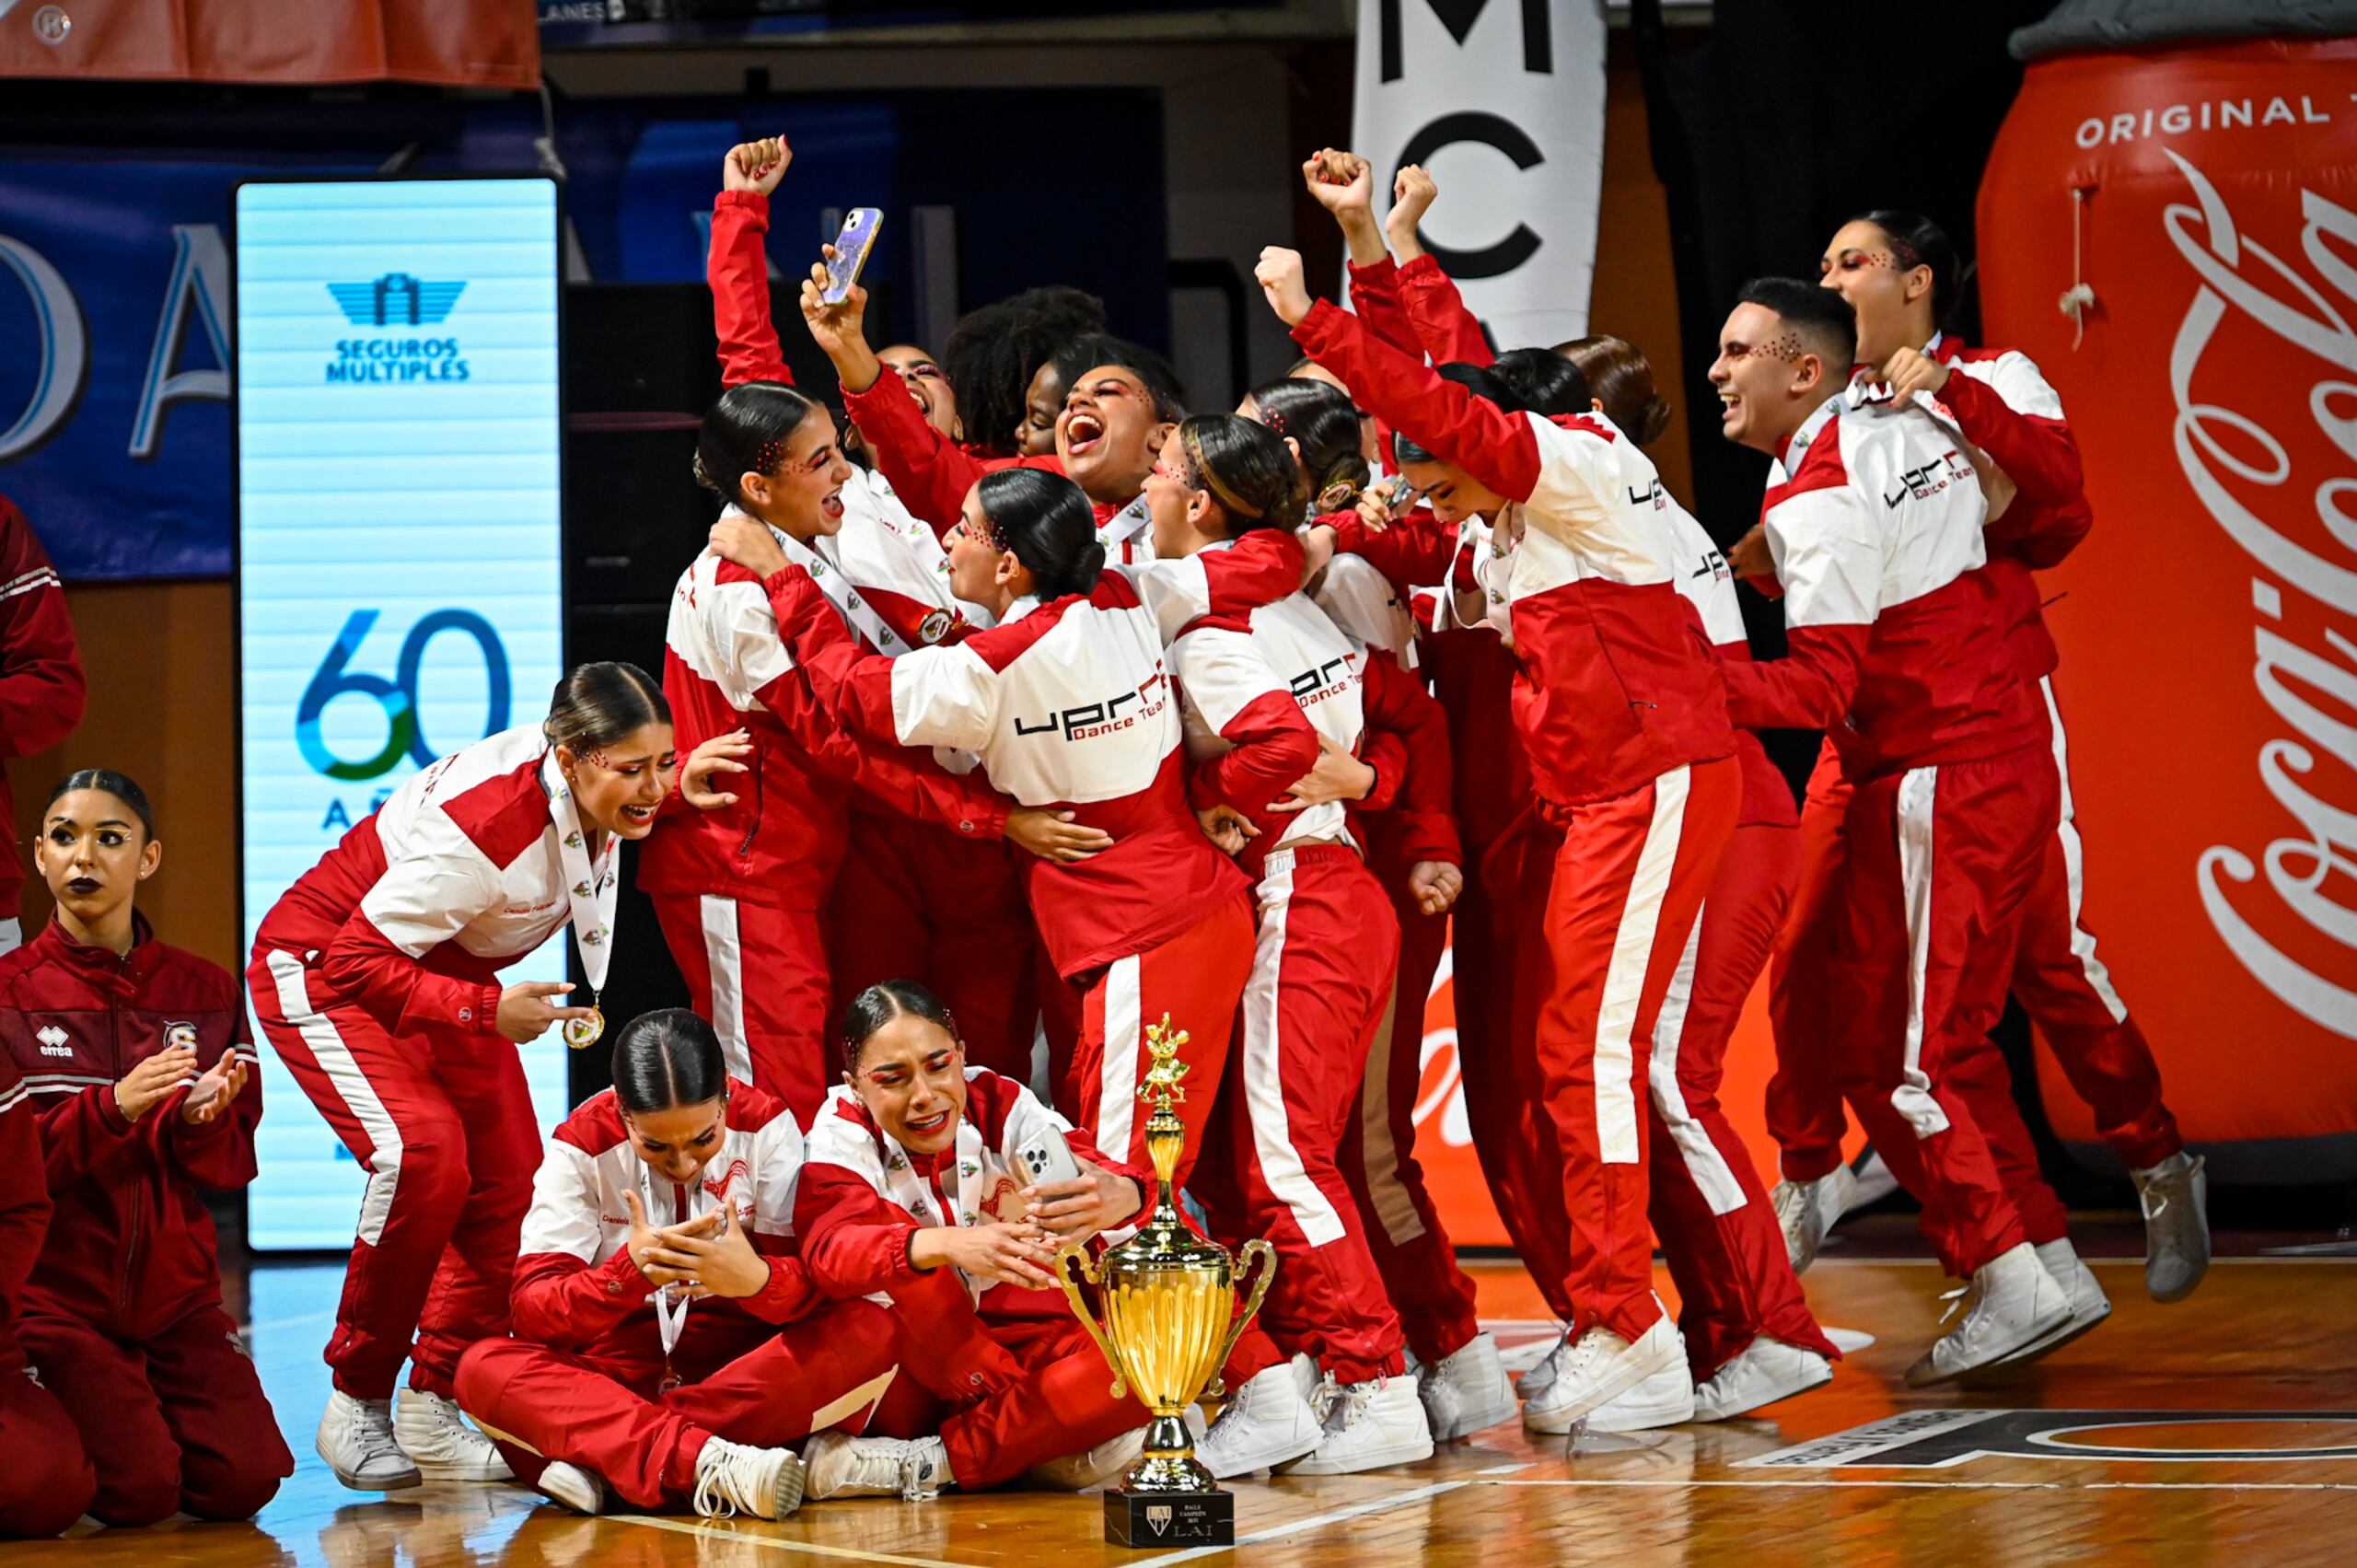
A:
[564,1005,605,1050]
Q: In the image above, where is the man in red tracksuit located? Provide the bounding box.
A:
[1710,278,2078,1386]
[0,1056,94,1538]
[0,495,86,956]
[0,912,292,1522]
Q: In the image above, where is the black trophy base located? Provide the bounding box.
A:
[1105,1485,1235,1547]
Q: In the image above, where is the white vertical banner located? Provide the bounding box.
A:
[1350,0,1608,350]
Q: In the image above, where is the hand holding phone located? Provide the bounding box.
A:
[823,208,884,306]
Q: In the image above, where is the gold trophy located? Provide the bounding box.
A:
[1057,1016,1276,1548]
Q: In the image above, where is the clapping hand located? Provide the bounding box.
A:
[180,1053,249,1126]
[112,1046,196,1123]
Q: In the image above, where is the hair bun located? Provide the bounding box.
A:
[1636,395,1672,447]
[1074,539,1109,584]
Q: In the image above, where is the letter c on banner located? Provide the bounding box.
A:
[0,232,88,462]
[1393,111,1545,280]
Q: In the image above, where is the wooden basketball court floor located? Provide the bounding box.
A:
[47,1218,2357,1567]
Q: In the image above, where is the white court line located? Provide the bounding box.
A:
[1127,1481,1471,1568]
[1487,1479,2357,1493]
[608,1514,983,1568]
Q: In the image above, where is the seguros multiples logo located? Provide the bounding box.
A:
[324,273,470,385]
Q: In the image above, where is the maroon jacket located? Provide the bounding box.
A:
[0,916,261,1341]
[0,1058,48,1371]
[0,496,87,922]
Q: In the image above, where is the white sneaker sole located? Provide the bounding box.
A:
[1585,1380,1697,1433]
[1428,1388,1520,1443]
[1984,1296,2113,1374]
[1904,1296,2076,1388]
[323,1458,423,1493]
[538,1461,605,1515]
[1692,1357,1834,1422]
[1521,1335,1683,1435]
[1281,1432,1437,1475]
[407,1455,515,1482]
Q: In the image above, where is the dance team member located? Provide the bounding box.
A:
[704,470,1278,1196]
[944,285,1106,458]
[1,770,289,1524]
[0,493,84,958]
[455,1009,900,1520]
[1766,212,2208,1299]
[653,137,1094,1096]
[1709,279,2079,1384]
[791,981,1168,1499]
[1263,242,1740,1432]
[0,1051,91,1537]
[250,662,736,1489]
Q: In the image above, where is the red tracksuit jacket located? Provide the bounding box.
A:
[0,496,86,923]
[1927,334,2091,682]
[0,1060,47,1371]
[0,917,261,1342]
[507,1079,822,1363]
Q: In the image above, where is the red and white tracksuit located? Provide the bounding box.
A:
[1168,585,1423,1382]
[1297,299,1737,1344]
[454,1083,901,1507]
[1764,340,2180,1181]
[755,556,1307,1185]
[0,917,290,1523]
[1727,389,2064,1278]
[644,191,1037,1104]
[250,726,609,1400]
[0,494,86,942]
[0,1055,95,1538]
[796,1070,1191,1489]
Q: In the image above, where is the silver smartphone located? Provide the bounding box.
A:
[1015,1125,1083,1188]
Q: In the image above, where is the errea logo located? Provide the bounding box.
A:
[34,1026,70,1059]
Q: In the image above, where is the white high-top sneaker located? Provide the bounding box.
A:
[1521,1306,1684,1434]
[691,1435,808,1518]
[534,1460,607,1516]
[1415,1332,1518,1442]
[1196,1355,1322,1479]
[1997,1238,2112,1365]
[1904,1242,2073,1387]
[1691,1337,1835,1422]
[1771,1165,1858,1274]
[2132,1152,2211,1304]
[802,1432,951,1502]
[317,1390,422,1492]
[393,1388,512,1481]
[1585,1358,1696,1433]
[1284,1373,1434,1474]
[1515,1328,1571,1405]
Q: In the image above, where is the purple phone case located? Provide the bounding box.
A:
[823,208,883,304]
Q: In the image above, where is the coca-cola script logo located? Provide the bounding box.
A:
[2165,151,2357,1039]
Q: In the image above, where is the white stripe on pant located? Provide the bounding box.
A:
[1357,976,1429,1248]
[1593,764,1690,1165]
[2040,676,2129,1024]
[1097,953,1144,1161]
[1890,766,1952,1139]
[1243,851,1347,1247]
[1646,906,1747,1215]
[699,894,750,1083]
[265,949,408,1244]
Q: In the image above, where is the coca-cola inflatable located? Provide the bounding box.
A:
[1979,29,2357,1179]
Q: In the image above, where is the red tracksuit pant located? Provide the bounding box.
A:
[1764,740,1854,1184]
[829,812,1041,1084]
[19,1305,291,1527]
[1341,843,1483,1367]
[0,1336,94,1538]
[1193,847,1405,1384]
[1831,749,2066,1277]
[651,892,834,1123]
[454,1299,903,1508]
[1642,825,1838,1380]
[1537,758,1737,1343]
[252,948,541,1401]
[1062,893,1255,1192]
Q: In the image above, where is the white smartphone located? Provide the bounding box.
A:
[1015,1125,1083,1189]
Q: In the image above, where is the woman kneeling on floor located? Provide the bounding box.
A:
[454,1009,904,1519]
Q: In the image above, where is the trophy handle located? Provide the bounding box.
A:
[1201,1237,1277,1400]
[1052,1243,1129,1401]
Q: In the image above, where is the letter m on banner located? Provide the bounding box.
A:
[1353,0,1606,348]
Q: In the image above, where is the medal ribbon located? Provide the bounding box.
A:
[878,1117,990,1302]
[1097,494,1154,563]
[547,753,619,1002]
